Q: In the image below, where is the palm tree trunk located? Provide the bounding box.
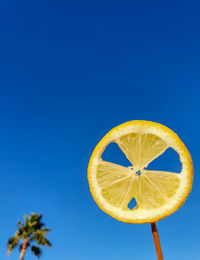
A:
[19,238,29,260]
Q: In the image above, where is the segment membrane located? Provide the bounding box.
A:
[115,133,169,169]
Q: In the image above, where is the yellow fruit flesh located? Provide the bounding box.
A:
[96,133,180,211]
[115,133,168,169]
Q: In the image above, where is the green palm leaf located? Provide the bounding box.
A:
[7,236,19,255]
[31,246,42,258]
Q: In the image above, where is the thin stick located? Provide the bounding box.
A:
[151,222,163,260]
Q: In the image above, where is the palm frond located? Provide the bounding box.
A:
[29,213,45,231]
[31,246,42,258]
[37,237,52,247]
[41,227,51,233]
[17,221,23,228]
[7,237,19,255]
[15,225,28,239]
[31,225,51,246]
[24,215,28,226]
[32,228,50,238]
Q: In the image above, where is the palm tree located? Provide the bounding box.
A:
[7,213,52,260]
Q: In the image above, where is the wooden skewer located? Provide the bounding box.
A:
[151,222,164,260]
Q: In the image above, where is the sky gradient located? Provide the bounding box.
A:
[0,0,200,259]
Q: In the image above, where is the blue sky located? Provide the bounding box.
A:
[0,0,200,259]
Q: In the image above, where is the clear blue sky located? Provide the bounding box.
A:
[0,0,200,259]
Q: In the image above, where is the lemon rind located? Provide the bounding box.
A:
[88,120,193,224]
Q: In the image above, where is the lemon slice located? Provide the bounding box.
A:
[88,121,193,223]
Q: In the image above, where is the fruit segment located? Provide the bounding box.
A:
[97,161,134,209]
[115,133,168,169]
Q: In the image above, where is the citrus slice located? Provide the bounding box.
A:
[88,121,193,223]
